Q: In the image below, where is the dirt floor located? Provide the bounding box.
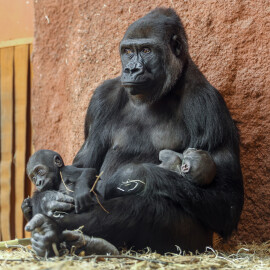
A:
[0,242,269,269]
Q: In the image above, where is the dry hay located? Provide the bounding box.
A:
[0,242,269,270]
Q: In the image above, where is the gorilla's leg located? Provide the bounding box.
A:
[26,214,119,256]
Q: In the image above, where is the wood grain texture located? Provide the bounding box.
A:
[0,47,14,241]
[14,44,29,239]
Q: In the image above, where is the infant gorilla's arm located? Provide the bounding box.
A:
[21,197,33,221]
[158,149,183,173]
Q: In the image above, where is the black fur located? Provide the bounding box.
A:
[22,150,97,220]
[31,8,244,254]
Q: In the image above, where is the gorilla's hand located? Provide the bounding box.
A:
[21,197,33,221]
[62,230,119,255]
[25,214,61,257]
[40,191,75,218]
[73,168,97,213]
[74,184,92,214]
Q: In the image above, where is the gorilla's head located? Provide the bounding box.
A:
[27,150,64,192]
[120,8,189,102]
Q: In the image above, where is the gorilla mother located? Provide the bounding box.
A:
[26,8,244,255]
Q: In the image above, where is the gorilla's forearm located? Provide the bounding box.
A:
[145,161,242,238]
[72,128,108,170]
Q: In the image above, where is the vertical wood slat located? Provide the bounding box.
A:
[30,44,34,188]
[14,45,29,239]
[0,50,1,241]
[24,44,33,238]
[0,47,14,241]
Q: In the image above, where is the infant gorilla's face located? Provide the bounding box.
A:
[28,164,57,191]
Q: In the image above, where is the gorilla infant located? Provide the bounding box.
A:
[22,149,97,219]
[159,148,216,185]
[22,149,118,256]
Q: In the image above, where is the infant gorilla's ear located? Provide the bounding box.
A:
[54,155,63,168]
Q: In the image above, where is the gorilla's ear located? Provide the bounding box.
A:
[54,155,63,168]
[171,35,181,57]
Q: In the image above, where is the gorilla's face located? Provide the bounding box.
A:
[26,150,63,192]
[120,37,167,99]
[119,13,187,103]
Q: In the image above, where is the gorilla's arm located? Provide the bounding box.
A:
[54,150,242,244]
[21,197,33,221]
[102,152,242,238]
[72,79,124,170]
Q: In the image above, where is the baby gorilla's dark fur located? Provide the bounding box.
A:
[22,150,118,256]
[22,149,97,220]
[159,148,216,185]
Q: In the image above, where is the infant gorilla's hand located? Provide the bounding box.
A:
[25,214,61,257]
[21,197,33,221]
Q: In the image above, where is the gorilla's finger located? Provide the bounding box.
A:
[62,230,81,241]
[75,201,80,214]
[25,214,46,231]
[62,231,85,249]
[32,232,45,241]
[31,243,46,257]
[48,201,74,212]
[55,193,74,203]
[31,237,46,250]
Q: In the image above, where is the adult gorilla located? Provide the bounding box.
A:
[26,8,243,256]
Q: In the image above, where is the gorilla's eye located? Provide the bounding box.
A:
[124,48,133,55]
[32,175,37,182]
[37,169,46,176]
[141,47,151,54]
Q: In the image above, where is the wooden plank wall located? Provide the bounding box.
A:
[0,41,33,240]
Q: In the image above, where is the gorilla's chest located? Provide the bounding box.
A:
[111,116,186,153]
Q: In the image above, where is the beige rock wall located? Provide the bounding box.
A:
[32,0,270,243]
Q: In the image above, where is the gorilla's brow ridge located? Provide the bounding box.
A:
[120,38,162,48]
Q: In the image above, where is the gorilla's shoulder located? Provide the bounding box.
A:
[95,77,123,96]
[91,77,126,104]
[87,77,127,118]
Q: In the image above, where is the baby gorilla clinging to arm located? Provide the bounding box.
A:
[22,150,119,256]
[159,148,216,185]
[98,148,216,201]
[21,149,97,221]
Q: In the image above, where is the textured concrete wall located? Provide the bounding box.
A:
[32,0,270,244]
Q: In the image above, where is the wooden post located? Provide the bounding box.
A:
[0,47,14,241]
[14,45,29,239]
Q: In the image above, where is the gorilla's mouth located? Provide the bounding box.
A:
[121,81,146,86]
